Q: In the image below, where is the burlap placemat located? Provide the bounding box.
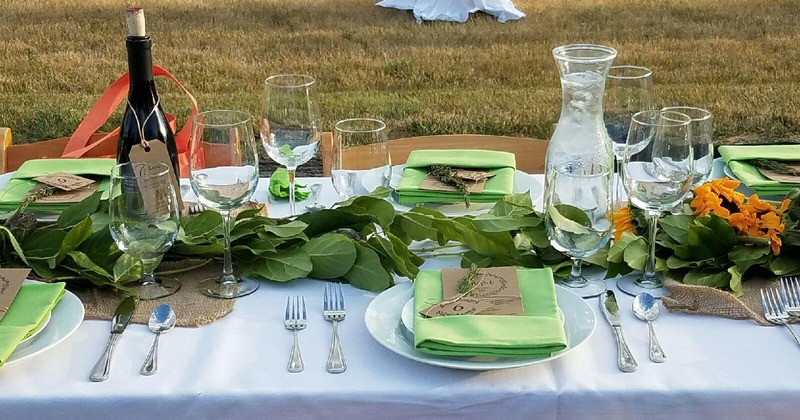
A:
[663,277,783,326]
[73,261,236,328]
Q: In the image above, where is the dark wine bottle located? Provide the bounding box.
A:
[117,8,180,179]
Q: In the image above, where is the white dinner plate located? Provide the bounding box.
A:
[365,281,596,370]
[6,281,85,365]
[722,164,738,181]
[389,165,543,217]
[16,311,51,348]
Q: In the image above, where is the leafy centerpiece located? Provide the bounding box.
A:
[608,178,800,296]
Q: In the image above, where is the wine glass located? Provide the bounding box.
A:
[545,161,613,298]
[260,74,322,216]
[662,107,713,213]
[332,118,392,200]
[605,66,654,209]
[189,110,260,299]
[109,162,181,300]
[617,110,693,298]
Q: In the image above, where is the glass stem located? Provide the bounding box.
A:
[288,167,297,216]
[570,258,583,280]
[220,210,236,284]
[644,211,660,280]
[141,257,159,286]
[614,156,624,209]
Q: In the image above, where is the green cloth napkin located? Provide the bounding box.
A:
[268,167,310,201]
[0,282,66,367]
[718,145,800,196]
[413,267,567,358]
[395,150,516,204]
[0,158,115,212]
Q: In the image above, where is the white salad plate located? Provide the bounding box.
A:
[365,281,596,371]
[6,280,85,365]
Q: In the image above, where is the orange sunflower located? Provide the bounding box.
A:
[691,177,746,218]
[613,206,636,242]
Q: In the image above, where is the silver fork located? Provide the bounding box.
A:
[323,282,347,373]
[780,276,800,316]
[284,296,307,373]
[761,288,800,346]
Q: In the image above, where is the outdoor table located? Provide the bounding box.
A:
[1,160,798,419]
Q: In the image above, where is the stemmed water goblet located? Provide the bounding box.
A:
[109,162,181,300]
[332,118,392,200]
[605,66,654,209]
[189,110,260,299]
[260,74,322,216]
[545,161,613,298]
[662,107,713,213]
[617,109,694,298]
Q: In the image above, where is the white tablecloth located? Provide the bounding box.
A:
[2,164,799,419]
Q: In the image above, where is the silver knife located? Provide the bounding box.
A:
[90,296,137,382]
[599,290,638,373]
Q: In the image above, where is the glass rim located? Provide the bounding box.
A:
[660,106,712,122]
[111,161,171,178]
[552,44,618,63]
[631,109,691,127]
[553,160,611,177]
[607,65,653,80]
[192,110,252,128]
[264,74,316,89]
[335,118,387,134]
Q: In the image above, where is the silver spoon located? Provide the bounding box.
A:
[305,183,325,211]
[632,292,666,363]
[140,304,176,376]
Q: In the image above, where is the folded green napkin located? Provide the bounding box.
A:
[413,267,567,358]
[395,150,516,204]
[0,158,115,212]
[718,145,800,196]
[0,282,66,367]
[268,167,310,200]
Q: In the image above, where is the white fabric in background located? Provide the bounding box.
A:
[376,0,525,23]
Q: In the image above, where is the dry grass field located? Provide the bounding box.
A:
[2,0,800,144]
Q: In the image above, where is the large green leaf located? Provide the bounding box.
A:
[0,225,28,265]
[489,193,536,217]
[301,234,357,279]
[546,204,591,234]
[21,229,67,263]
[57,217,94,264]
[57,191,103,229]
[181,211,223,239]
[297,209,374,238]
[448,217,516,257]
[392,212,439,243]
[659,214,693,244]
[728,265,744,297]
[770,254,800,275]
[622,235,649,271]
[343,243,393,291]
[338,195,396,228]
[674,214,737,260]
[366,232,421,279]
[263,220,309,238]
[682,268,731,289]
[66,250,113,286]
[113,253,143,285]
[244,248,313,282]
[472,213,541,232]
[728,245,771,273]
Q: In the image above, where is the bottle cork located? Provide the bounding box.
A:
[125,7,146,37]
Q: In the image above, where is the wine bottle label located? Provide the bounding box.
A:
[129,141,185,213]
[34,173,95,191]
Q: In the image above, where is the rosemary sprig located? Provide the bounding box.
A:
[457,264,481,295]
[429,165,471,206]
[18,186,56,214]
[750,159,800,177]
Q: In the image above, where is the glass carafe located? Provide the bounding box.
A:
[545,44,617,199]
